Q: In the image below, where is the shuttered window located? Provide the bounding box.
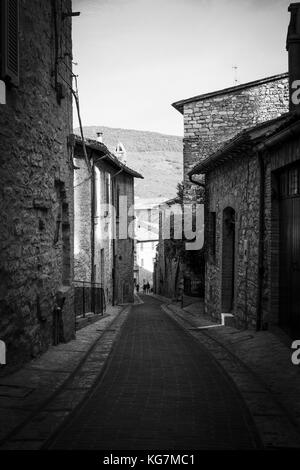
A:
[0,0,19,86]
[279,164,300,198]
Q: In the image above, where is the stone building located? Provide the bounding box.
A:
[0,0,75,371]
[153,194,205,299]
[188,3,300,338]
[74,135,143,313]
[153,197,182,299]
[134,198,162,287]
[170,32,289,304]
[173,73,289,203]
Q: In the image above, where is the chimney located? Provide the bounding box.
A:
[287,3,300,112]
[115,142,127,164]
[96,131,103,143]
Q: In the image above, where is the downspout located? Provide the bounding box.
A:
[90,151,96,288]
[256,150,266,331]
[112,178,116,306]
[189,173,205,189]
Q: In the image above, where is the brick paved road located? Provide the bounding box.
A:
[47,295,260,450]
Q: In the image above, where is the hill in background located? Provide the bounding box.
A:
[75,126,183,200]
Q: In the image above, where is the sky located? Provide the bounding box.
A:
[72,0,291,136]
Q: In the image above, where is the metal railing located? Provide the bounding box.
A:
[74,280,106,318]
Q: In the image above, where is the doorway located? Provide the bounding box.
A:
[221,207,236,313]
[279,163,300,338]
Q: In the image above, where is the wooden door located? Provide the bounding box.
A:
[279,163,300,338]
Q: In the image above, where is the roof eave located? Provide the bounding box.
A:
[73,135,143,179]
[188,113,296,176]
[172,72,288,116]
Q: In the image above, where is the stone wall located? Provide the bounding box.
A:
[0,1,74,372]
[182,74,289,201]
[74,143,135,307]
[114,172,135,304]
[205,129,300,331]
[206,155,260,328]
[154,208,182,299]
[74,146,113,307]
[74,154,92,283]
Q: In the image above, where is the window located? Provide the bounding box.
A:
[0,0,19,87]
[105,172,111,204]
[94,166,101,219]
[279,164,300,198]
[209,212,216,258]
[116,185,120,218]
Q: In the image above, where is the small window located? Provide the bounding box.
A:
[116,185,120,218]
[0,0,19,87]
[104,172,111,205]
[279,164,300,198]
[209,212,216,258]
[289,168,298,195]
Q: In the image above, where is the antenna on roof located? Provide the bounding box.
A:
[233,65,239,85]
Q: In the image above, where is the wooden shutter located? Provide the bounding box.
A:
[1,0,19,86]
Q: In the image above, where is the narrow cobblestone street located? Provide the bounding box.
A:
[47,295,260,450]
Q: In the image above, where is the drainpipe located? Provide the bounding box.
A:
[189,173,205,189]
[112,178,116,306]
[90,151,96,287]
[256,150,266,331]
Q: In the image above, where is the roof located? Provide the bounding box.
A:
[188,113,297,176]
[172,72,288,115]
[73,134,143,179]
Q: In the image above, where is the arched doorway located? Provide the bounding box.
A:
[222,207,236,313]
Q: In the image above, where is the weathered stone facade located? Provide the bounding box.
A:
[0,1,74,372]
[173,73,289,202]
[114,171,136,304]
[154,241,181,299]
[205,149,261,328]
[192,116,300,335]
[183,3,300,336]
[74,137,141,309]
[154,199,184,299]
